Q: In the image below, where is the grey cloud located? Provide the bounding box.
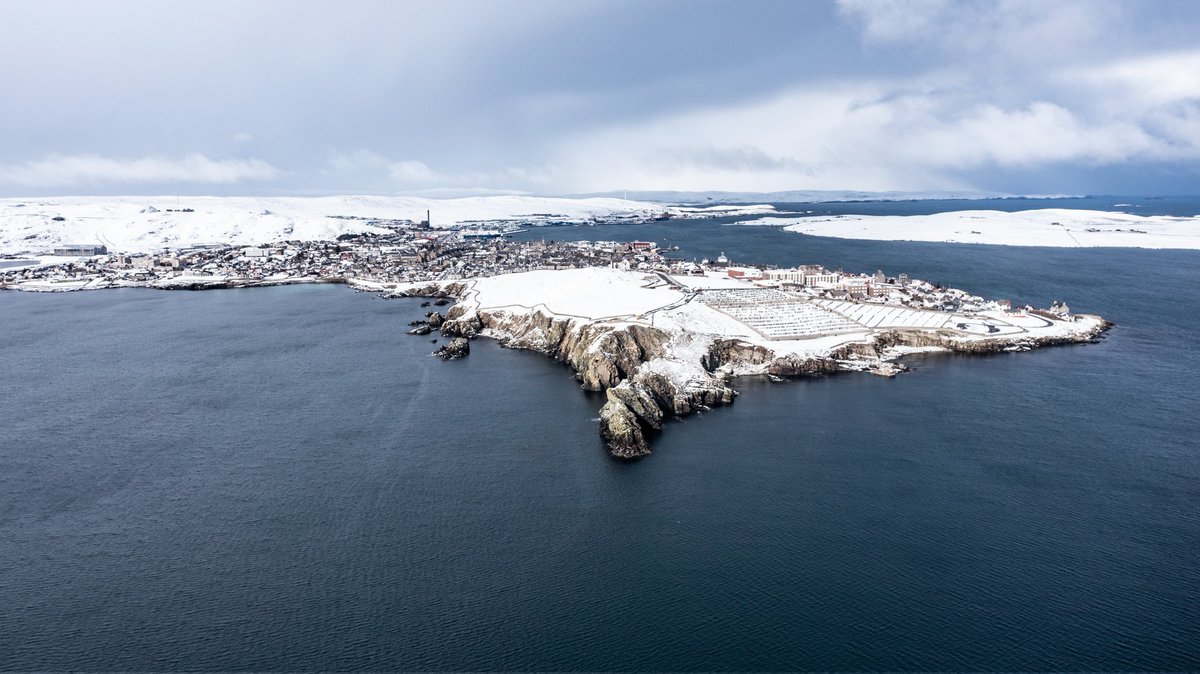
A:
[0,154,282,187]
[1,0,1199,195]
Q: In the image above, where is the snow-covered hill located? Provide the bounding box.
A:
[0,195,710,254]
[732,209,1200,249]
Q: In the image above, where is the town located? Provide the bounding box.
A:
[0,219,1074,324]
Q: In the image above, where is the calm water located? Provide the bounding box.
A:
[2,215,1199,670]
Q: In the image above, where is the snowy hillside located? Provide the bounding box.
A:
[732,209,1200,249]
[0,195,717,254]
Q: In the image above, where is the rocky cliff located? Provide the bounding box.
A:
[436,301,855,458]
[437,304,720,457]
[400,282,1111,459]
[870,317,1112,354]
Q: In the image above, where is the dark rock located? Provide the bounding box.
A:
[599,397,650,458]
[420,301,430,307]
[433,337,470,360]
[425,311,444,328]
[408,324,432,335]
[434,298,450,306]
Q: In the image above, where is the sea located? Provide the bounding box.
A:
[1,197,1198,671]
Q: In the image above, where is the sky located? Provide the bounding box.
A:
[2,0,1200,197]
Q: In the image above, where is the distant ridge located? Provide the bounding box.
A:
[564,190,1083,205]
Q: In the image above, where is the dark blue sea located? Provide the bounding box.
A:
[2,200,1199,671]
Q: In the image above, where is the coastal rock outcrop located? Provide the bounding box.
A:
[870,318,1111,355]
[389,282,469,300]
[599,394,649,458]
[703,338,842,377]
[433,337,470,360]
[437,301,743,457]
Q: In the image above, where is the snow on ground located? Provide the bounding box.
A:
[464,267,1105,377]
[671,271,754,289]
[731,209,1200,249]
[465,268,879,376]
[470,268,685,320]
[0,194,695,255]
[655,300,758,339]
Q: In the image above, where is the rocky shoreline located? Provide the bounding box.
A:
[5,265,1111,460]
[393,280,1112,459]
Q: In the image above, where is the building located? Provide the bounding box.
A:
[726,266,765,280]
[841,279,873,297]
[54,244,107,256]
[765,268,811,284]
[802,272,840,287]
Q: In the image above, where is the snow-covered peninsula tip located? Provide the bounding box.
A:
[731,209,1200,249]
[403,266,1109,458]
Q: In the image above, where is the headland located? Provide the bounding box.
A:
[396,265,1108,457]
[1,198,1112,458]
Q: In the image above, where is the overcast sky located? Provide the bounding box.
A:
[2,0,1199,196]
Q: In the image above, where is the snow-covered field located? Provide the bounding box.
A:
[470,268,683,320]
[732,209,1200,249]
[0,195,772,255]
[453,267,1101,382]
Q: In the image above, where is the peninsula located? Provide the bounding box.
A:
[1,198,1111,458]
[398,265,1108,457]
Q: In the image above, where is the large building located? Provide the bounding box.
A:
[54,244,107,256]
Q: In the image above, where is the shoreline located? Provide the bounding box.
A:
[2,232,1114,459]
[392,268,1111,458]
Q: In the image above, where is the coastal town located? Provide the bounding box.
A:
[0,205,1109,458]
[0,215,1073,327]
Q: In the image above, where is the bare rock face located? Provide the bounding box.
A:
[441,306,703,457]
[599,394,650,458]
[872,320,1111,355]
[390,281,469,299]
[703,338,841,377]
[441,305,483,338]
[433,337,470,360]
[766,354,840,376]
[606,381,666,430]
[425,311,443,329]
[703,339,774,371]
